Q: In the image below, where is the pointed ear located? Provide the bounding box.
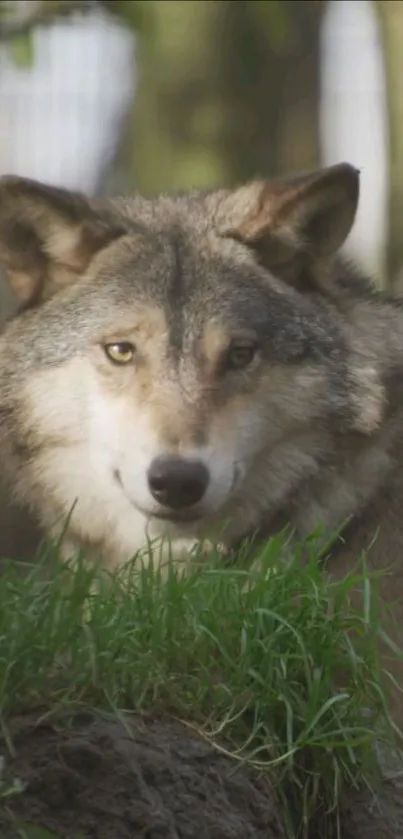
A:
[218,163,360,272]
[0,176,126,305]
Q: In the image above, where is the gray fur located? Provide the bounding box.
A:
[1,165,403,723]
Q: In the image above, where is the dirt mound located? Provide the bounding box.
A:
[341,779,403,839]
[340,743,403,839]
[0,711,287,839]
[2,709,403,839]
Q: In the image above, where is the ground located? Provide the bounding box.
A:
[1,710,403,839]
[0,711,287,839]
[342,744,403,839]
[0,549,402,838]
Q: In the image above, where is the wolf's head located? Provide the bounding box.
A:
[0,164,385,553]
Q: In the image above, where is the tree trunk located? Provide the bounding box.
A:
[377,0,403,288]
[124,0,325,195]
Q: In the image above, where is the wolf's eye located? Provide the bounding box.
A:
[104,342,135,365]
[225,344,257,371]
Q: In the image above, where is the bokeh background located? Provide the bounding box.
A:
[0,0,400,303]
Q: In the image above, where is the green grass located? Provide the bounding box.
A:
[0,530,400,838]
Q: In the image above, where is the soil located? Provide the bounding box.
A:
[340,743,403,839]
[0,710,287,839]
[1,709,403,839]
[341,778,403,839]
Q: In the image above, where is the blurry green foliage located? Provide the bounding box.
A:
[0,0,308,58]
[0,0,324,194]
[10,32,34,66]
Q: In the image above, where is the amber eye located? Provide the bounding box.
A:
[225,344,257,371]
[104,342,135,365]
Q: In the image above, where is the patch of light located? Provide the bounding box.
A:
[320,0,388,280]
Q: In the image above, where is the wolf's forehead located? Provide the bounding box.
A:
[108,223,220,296]
[96,227,338,363]
[104,223,271,324]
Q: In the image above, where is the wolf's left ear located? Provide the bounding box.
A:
[218,163,359,272]
[0,176,126,305]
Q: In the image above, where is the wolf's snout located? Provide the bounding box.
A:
[147,456,209,509]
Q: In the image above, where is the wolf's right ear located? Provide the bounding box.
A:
[217,163,359,277]
[0,176,126,305]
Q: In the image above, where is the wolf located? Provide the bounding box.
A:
[1,164,403,706]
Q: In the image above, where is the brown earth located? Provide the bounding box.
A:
[340,742,403,839]
[0,710,287,839]
[1,709,403,839]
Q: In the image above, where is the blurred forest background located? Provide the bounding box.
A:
[0,0,400,314]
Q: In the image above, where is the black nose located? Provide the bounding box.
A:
[147,456,209,509]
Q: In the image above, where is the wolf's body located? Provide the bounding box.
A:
[1,165,403,718]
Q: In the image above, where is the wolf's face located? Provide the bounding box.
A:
[0,164,385,557]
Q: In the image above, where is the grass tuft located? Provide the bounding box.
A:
[0,531,399,837]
